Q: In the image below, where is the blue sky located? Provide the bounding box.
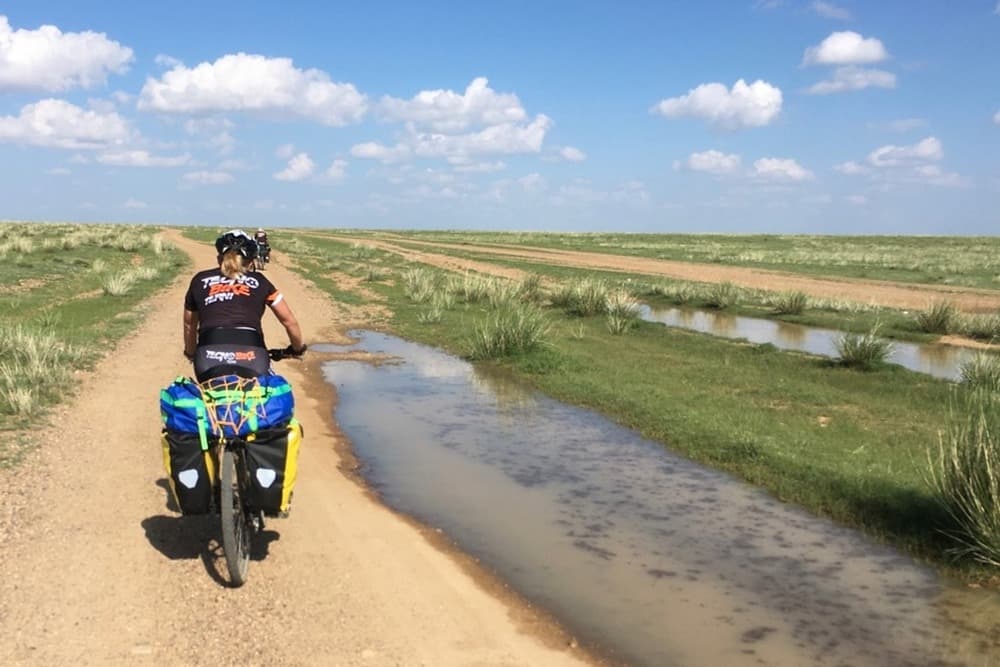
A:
[1,1,998,233]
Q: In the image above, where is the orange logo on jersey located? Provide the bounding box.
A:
[208,283,252,298]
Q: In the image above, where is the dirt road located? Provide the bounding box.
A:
[334,235,1000,313]
[0,232,589,666]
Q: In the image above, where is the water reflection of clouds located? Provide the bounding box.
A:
[329,331,1000,666]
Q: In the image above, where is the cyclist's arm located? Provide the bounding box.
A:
[270,299,304,352]
[183,308,198,358]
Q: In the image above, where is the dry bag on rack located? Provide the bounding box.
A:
[161,429,216,514]
[160,375,295,437]
[244,419,303,516]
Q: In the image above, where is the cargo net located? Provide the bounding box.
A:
[197,375,261,438]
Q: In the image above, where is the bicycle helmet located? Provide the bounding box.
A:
[215,229,258,260]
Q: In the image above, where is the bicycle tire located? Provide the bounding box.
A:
[220,448,251,586]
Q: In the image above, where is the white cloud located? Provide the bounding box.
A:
[0,99,130,149]
[651,79,782,130]
[274,152,315,181]
[807,66,896,94]
[803,31,889,66]
[834,161,869,175]
[47,167,71,175]
[994,110,1000,125]
[676,150,742,175]
[0,15,133,92]
[323,159,348,182]
[811,1,851,20]
[379,77,526,132]
[351,114,552,164]
[154,54,182,68]
[275,143,295,159]
[139,53,368,126]
[996,1,1000,15]
[216,159,249,171]
[559,146,587,162]
[867,136,942,167]
[182,170,234,185]
[97,150,191,167]
[453,160,507,173]
[752,157,814,182]
[123,198,148,209]
[846,194,868,205]
[913,165,964,188]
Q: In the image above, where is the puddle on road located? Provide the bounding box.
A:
[319,332,1000,667]
[639,304,979,381]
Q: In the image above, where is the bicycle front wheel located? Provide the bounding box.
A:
[220,448,251,586]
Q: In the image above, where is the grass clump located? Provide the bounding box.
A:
[705,281,737,309]
[401,268,437,303]
[960,353,1000,392]
[606,290,640,335]
[929,390,1000,566]
[772,290,809,315]
[551,278,610,316]
[960,313,1000,342]
[102,272,136,296]
[468,303,549,359]
[915,301,958,334]
[835,323,894,370]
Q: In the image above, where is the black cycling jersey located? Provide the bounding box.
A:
[184,269,282,332]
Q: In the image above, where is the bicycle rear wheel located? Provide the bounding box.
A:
[220,448,251,586]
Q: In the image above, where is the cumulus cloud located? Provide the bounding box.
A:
[752,158,814,182]
[182,170,234,185]
[97,150,191,167]
[812,1,851,20]
[867,136,942,167]
[139,53,368,126]
[651,79,782,130]
[0,99,130,149]
[351,114,552,164]
[274,152,315,181]
[839,136,963,187]
[454,160,507,173]
[675,150,742,175]
[803,31,888,66]
[559,146,587,162]
[0,15,133,92]
[379,77,526,132]
[807,66,896,94]
[324,159,348,182]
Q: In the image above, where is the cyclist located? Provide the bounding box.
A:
[183,229,305,380]
[254,227,270,264]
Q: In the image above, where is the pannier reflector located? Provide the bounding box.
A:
[178,469,199,489]
[256,469,277,488]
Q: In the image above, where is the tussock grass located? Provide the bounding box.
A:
[606,290,640,335]
[960,314,1000,342]
[102,272,136,296]
[11,237,34,254]
[0,324,82,416]
[351,243,375,260]
[929,390,1000,566]
[401,268,438,303]
[133,266,159,281]
[364,265,385,282]
[771,291,810,315]
[835,323,894,370]
[452,272,493,304]
[417,307,444,324]
[551,278,610,316]
[91,258,108,273]
[468,303,549,359]
[916,301,958,334]
[517,274,544,303]
[705,282,737,309]
[960,353,1000,392]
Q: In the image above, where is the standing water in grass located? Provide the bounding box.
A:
[639,304,978,381]
[321,332,1000,667]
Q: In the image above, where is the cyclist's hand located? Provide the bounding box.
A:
[286,344,307,357]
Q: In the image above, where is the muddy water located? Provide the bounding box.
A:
[639,304,978,381]
[320,332,1000,667]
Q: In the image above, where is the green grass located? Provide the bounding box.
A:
[0,222,187,464]
[835,324,895,370]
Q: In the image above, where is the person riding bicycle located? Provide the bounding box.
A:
[183,229,305,380]
[254,227,270,263]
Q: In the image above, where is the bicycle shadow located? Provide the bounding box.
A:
[143,478,281,587]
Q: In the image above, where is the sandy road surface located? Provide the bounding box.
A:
[330,235,1000,314]
[0,232,589,666]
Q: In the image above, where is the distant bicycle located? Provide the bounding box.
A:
[257,242,271,268]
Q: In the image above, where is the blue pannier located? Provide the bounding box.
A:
[159,374,295,439]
